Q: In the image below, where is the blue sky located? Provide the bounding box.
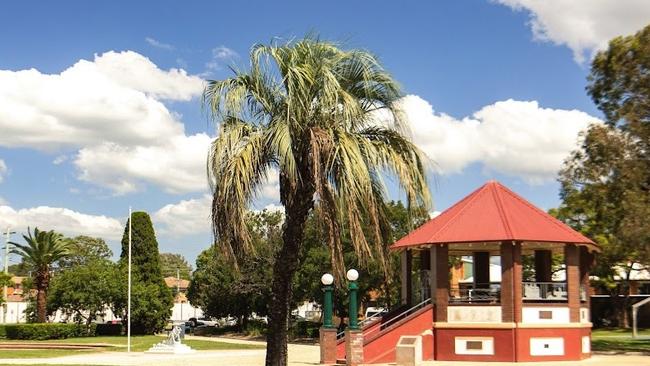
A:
[0,1,648,265]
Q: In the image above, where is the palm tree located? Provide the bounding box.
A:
[10,227,70,322]
[204,37,431,366]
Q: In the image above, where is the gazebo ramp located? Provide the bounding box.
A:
[335,299,434,364]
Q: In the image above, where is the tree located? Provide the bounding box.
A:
[293,201,429,320]
[58,235,113,268]
[557,24,650,327]
[119,212,173,334]
[8,261,29,276]
[188,209,281,328]
[204,38,431,365]
[159,253,192,280]
[47,259,125,326]
[0,273,12,306]
[9,227,70,322]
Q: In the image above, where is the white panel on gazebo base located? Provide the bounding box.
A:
[448,306,501,323]
[580,308,590,323]
[582,336,590,353]
[530,337,564,356]
[522,307,569,323]
[454,337,494,355]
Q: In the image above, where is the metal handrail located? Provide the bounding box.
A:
[361,298,431,339]
[522,281,567,300]
[335,298,431,340]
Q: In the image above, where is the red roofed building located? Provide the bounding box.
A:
[333,181,600,364]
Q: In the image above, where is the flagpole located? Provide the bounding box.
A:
[127,207,132,353]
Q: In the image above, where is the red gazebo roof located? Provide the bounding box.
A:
[391,180,598,251]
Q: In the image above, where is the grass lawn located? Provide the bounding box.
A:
[592,328,650,353]
[0,335,263,359]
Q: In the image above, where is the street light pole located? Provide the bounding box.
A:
[3,228,11,324]
[127,207,132,353]
[177,268,182,321]
[320,273,334,328]
[346,269,359,330]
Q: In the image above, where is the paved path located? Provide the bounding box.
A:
[0,337,648,366]
[0,337,320,366]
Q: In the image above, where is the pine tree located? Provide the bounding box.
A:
[119,211,173,334]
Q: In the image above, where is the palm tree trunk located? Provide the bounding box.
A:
[265,184,313,366]
[35,269,49,323]
[36,286,47,323]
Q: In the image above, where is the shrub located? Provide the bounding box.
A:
[95,323,123,336]
[0,324,6,338]
[4,323,96,340]
[289,320,320,339]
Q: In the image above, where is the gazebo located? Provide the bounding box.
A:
[390,180,600,362]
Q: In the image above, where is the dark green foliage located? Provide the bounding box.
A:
[0,325,6,338]
[190,202,427,328]
[119,211,173,334]
[47,260,125,326]
[288,321,320,339]
[95,323,123,336]
[4,323,96,340]
[10,227,71,323]
[557,25,650,328]
[120,212,165,284]
[159,253,192,279]
[8,261,29,276]
[127,281,173,334]
[59,236,113,268]
[0,273,11,306]
[293,201,429,317]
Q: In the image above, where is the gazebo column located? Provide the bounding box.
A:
[473,251,491,288]
[579,246,594,307]
[565,244,581,322]
[501,241,522,323]
[400,250,413,306]
[534,250,553,283]
[420,249,431,300]
[431,244,449,322]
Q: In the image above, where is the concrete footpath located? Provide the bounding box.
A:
[0,336,648,366]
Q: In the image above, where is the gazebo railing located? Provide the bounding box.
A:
[522,282,567,300]
[449,284,500,303]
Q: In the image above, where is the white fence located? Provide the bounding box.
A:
[0,301,203,324]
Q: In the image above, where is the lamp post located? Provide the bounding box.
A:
[347,269,359,330]
[320,273,334,328]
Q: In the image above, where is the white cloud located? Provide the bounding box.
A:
[0,205,124,240]
[262,203,284,213]
[0,159,6,183]
[153,177,282,236]
[205,46,239,72]
[153,195,212,236]
[400,95,602,183]
[494,0,650,63]
[145,37,175,51]
[0,50,212,195]
[75,133,213,195]
[0,51,202,151]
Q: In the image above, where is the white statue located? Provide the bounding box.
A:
[146,325,195,354]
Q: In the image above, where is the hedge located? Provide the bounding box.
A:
[96,323,123,336]
[0,324,6,338]
[4,323,96,340]
[289,320,320,339]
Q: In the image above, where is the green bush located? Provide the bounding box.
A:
[4,323,96,340]
[289,320,320,339]
[0,324,6,338]
[95,323,123,336]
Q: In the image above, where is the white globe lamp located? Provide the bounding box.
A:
[346,269,359,282]
[321,273,334,286]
